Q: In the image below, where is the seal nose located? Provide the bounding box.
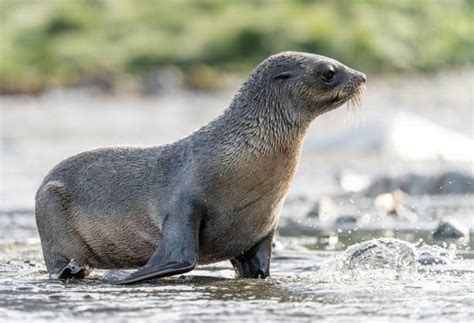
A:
[358,72,367,83]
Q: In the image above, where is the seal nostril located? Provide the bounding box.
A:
[360,73,367,83]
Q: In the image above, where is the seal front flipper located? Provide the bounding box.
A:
[116,203,202,285]
[230,232,274,279]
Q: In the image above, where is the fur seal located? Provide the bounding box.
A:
[35,51,366,284]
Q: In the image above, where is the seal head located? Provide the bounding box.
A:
[235,51,366,124]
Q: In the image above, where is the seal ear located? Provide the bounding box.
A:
[273,71,294,80]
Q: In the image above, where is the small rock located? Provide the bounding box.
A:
[342,238,417,271]
[102,270,130,283]
[176,275,193,282]
[364,171,474,197]
[432,217,470,243]
[335,215,358,226]
[306,201,319,218]
[417,254,450,266]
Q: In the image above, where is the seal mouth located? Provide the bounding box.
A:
[346,82,366,115]
[328,79,365,113]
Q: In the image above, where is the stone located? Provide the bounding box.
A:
[432,217,470,243]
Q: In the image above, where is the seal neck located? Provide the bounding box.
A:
[211,88,310,161]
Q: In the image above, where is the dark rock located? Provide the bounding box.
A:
[306,201,319,218]
[364,171,474,197]
[335,215,358,225]
[432,217,469,243]
[417,254,450,265]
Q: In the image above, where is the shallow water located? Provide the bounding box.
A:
[1,215,473,322]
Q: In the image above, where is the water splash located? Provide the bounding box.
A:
[307,238,463,285]
[313,238,417,283]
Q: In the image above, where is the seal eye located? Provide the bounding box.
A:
[322,70,336,82]
[273,71,293,80]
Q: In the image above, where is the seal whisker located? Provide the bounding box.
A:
[346,84,365,127]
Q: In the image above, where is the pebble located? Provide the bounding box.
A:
[432,217,470,243]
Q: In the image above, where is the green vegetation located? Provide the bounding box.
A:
[1,0,473,93]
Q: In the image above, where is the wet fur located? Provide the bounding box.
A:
[35,51,366,278]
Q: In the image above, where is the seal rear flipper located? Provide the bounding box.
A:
[115,202,202,285]
[51,259,88,280]
[230,231,274,279]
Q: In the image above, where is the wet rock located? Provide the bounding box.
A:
[432,217,470,243]
[342,238,416,271]
[306,201,320,218]
[306,111,474,163]
[335,215,358,227]
[416,254,450,265]
[416,244,455,266]
[364,171,474,197]
[176,275,194,282]
[102,270,130,283]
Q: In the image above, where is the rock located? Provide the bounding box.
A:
[306,111,474,163]
[335,215,358,227]
[416,254,450,265]
[306,201,320,218]
[416,244,455,266]
[432,217,470,243]
[364,171,474,197]
[342,238,417,271]
[102,270,130,283]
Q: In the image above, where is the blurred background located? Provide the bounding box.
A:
[1,1,474,321]
[0,0,473,94]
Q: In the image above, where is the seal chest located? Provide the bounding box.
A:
[35,51,366,284]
